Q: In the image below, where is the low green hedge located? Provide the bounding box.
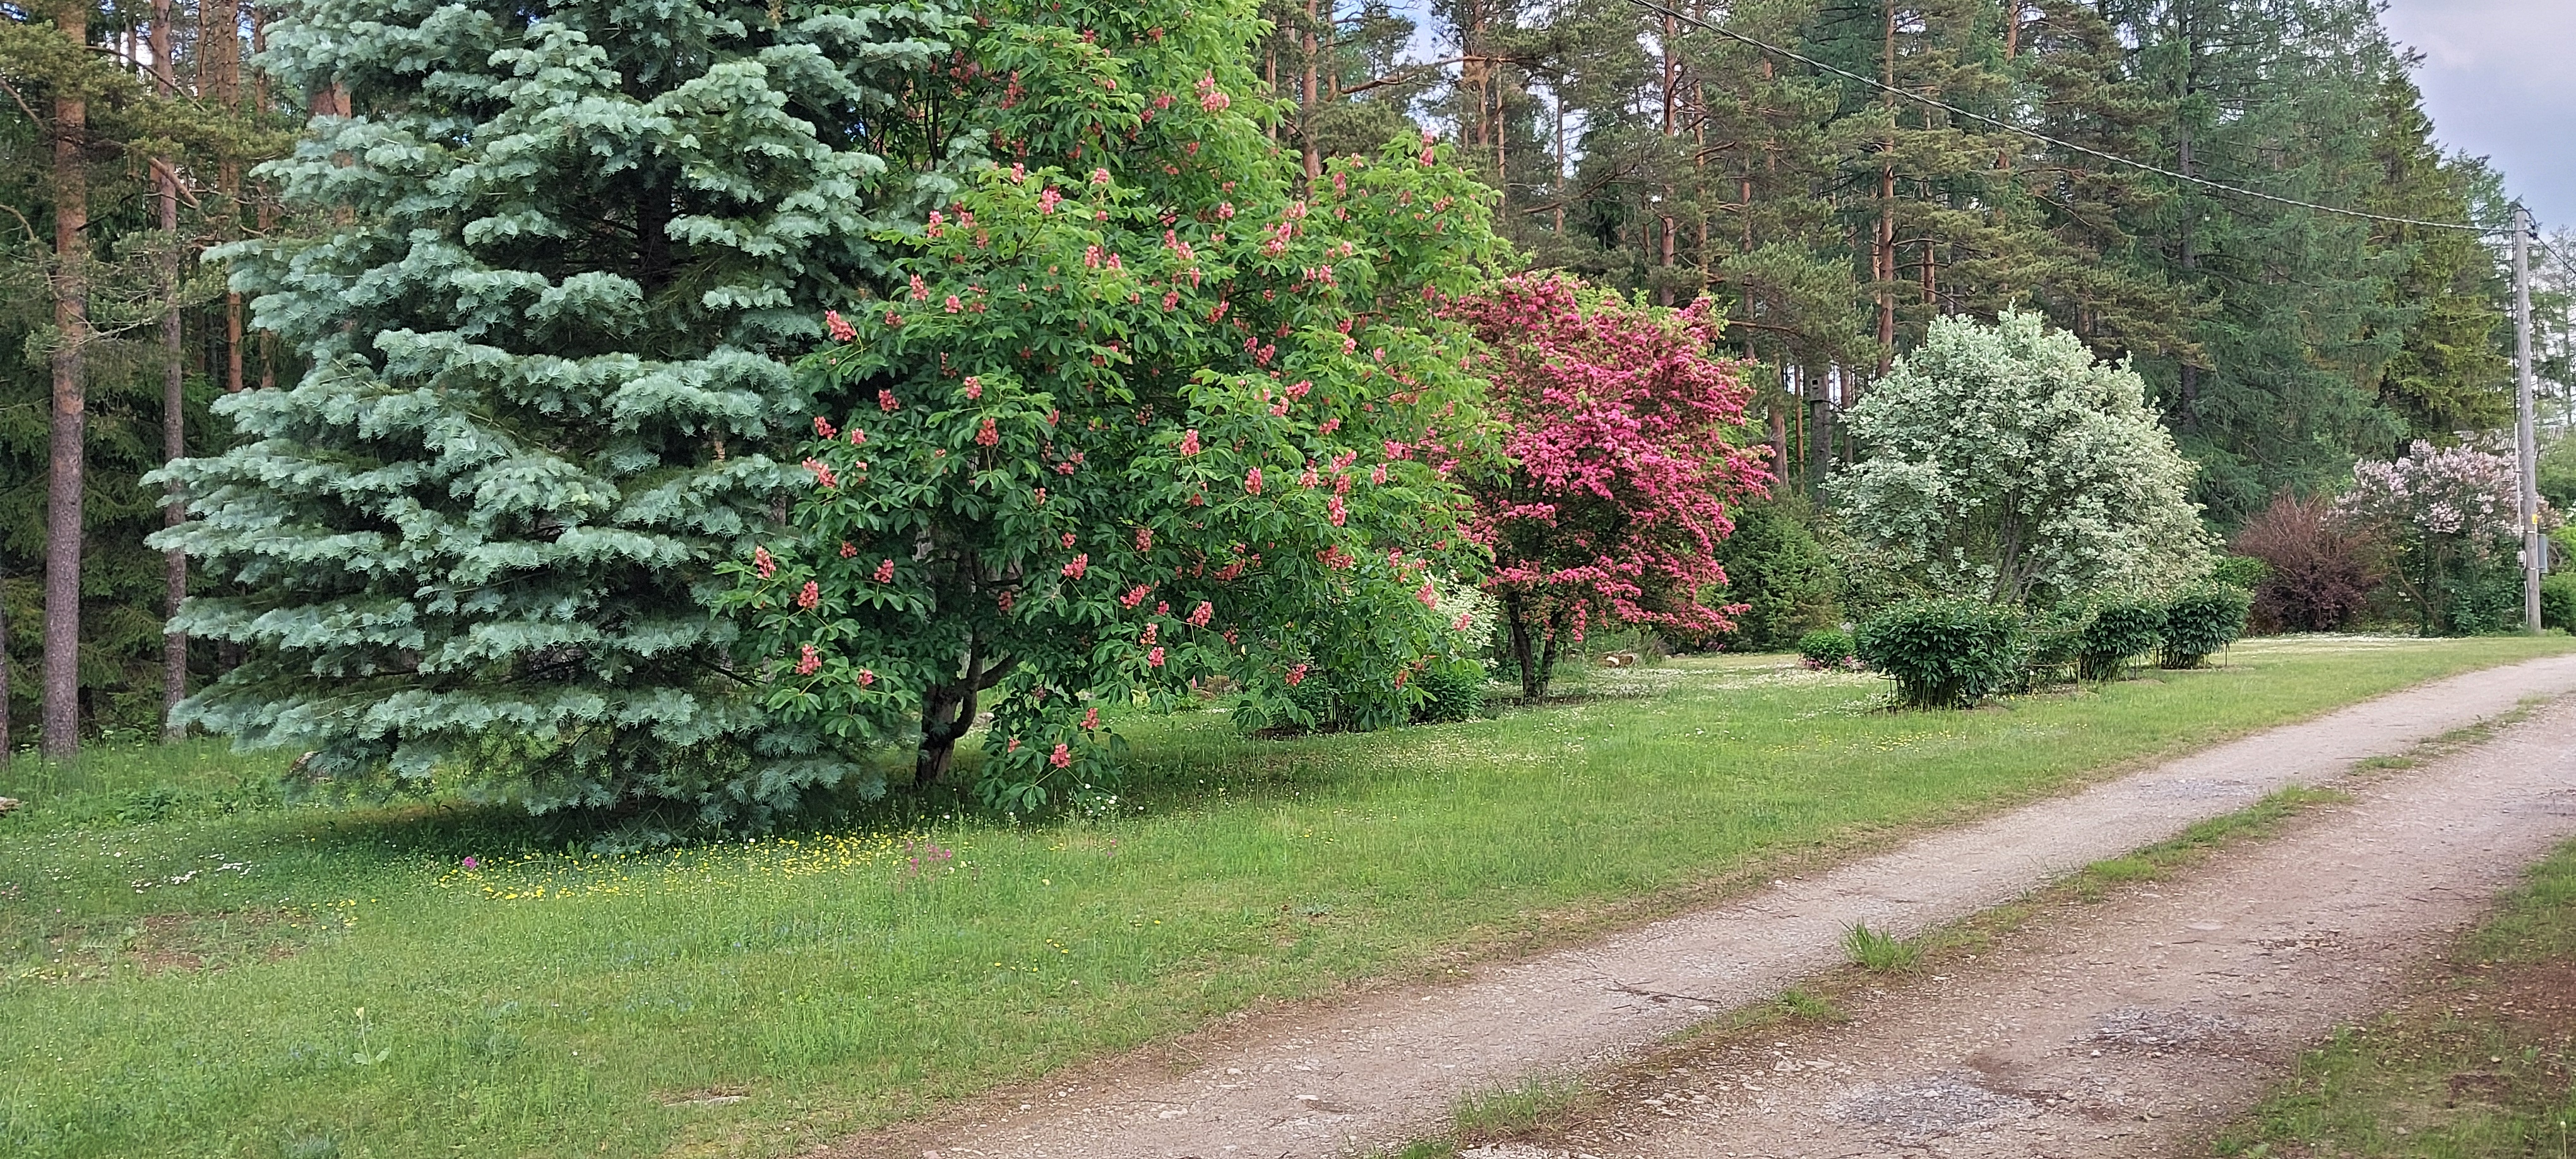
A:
[2075,596,2164,681]
[1409,658,1488,723]
[1855,600,2024,709]
[1797,628,1858,670]
[2159,585,2252,669]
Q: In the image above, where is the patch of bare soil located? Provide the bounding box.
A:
[26,906,326,981]
[828,655,2576,1159]
[1476,708,2576,1159]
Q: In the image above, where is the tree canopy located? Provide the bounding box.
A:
[1831,311,2212,606]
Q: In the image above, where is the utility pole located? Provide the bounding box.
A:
[2517,205,2541,633]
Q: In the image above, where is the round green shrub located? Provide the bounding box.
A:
[1410,659,1488,723]
[1797,628,1859,670]
[2158,585,2252,669]
[2541,573,2576,633]
[1854,600,2024,709]
[2074,597,2163,681]
[2013,602,2091,690]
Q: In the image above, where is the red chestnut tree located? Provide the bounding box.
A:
[715,0,1505,809]
[1448,276,1771,699]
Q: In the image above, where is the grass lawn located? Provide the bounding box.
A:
[2,634,2568,1158]
[2213,835,2576,1158]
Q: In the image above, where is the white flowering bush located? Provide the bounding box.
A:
[2334,441,2533,634]
[1830,312,2212,607]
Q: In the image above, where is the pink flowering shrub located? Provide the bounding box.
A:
[2334,440,2539,634]
[1446,275,1770,699]
[717,0,1504,809]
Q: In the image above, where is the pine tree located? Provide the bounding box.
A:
[2362,71,2511,443]
[155,0,958,829]
[2118,0,2419,521]
[0,0,268,752]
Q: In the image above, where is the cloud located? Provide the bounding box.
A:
[2381,0,2576,225]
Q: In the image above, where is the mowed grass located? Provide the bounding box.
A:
[2214,834,2576,1158]
[1,635,2568,1158]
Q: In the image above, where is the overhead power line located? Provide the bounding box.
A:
[1621,0,2532,238]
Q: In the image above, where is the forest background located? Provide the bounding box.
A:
[0,0,2571,752]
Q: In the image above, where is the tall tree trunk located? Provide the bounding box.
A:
[1300,0,1320,184]
[1767,392,1788,480]
[1506,596,1543,701]
[1876,1,1897,373]
[915,681,978,785]
[0,563,12,764]
[1551,92,1566,234]
[153,0,189,739]
[2175,119,2200,429]
[43,0,89,760]
[214,0,247,395]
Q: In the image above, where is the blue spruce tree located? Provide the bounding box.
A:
[153,0,958,832]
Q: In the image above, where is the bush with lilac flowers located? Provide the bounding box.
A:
[2334,440,2536,635]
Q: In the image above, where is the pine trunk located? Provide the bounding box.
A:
[0,562,12,763]
[42,0,90,760]
[155,0,189,739]
[1299,0,1320,184]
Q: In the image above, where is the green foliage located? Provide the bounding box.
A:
[2539,573,2576,634]
[2537,434,2576,514]
[1710,499,1840,651]
[2073,597,2164,682]
[2016,600,2090,689]
[1830,312,2213,606]
[2159,585,2253,669]
[1409,658,1487,724]
[2364,74,2514,443]
[2210,554,2272,591]
[1854,599,2024,710]
[717,2,1505,807]
[154,0,960,831]
[1796,628,1856,670]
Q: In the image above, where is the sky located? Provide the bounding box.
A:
[2378,0,2576,230]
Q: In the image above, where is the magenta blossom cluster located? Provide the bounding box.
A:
[1446,275,1770,642]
